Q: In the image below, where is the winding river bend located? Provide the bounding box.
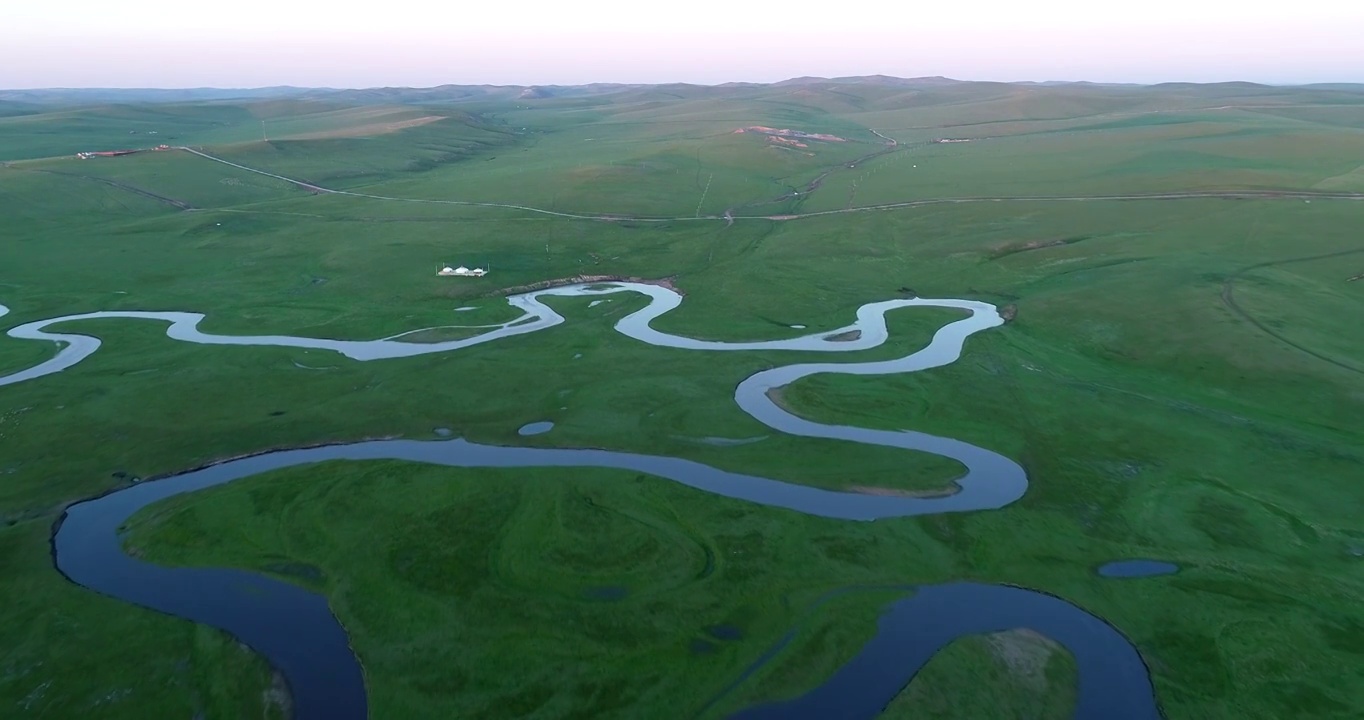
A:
[5,283,1158,719]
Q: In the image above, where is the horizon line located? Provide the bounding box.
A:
[5,75,1364,93]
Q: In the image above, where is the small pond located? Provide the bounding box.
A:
[518,421,555,436]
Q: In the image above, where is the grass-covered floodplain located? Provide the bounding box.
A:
[2,78,1364,718]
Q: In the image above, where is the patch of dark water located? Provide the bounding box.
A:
[584,586,629,601]
[707,624,744,641]
[690,639,718,655]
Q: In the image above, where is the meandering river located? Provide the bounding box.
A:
[5,283,1158,719]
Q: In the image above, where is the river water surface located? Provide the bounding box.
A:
[5,284,1157,719]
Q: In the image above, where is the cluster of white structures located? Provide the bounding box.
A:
[438,265,486,277]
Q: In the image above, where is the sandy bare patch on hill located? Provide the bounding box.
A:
[281,115,446,140]
[733,126,848,143]
[985,629,1063,692]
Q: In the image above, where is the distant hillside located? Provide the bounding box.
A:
[0,83,646,107]
[1303,83,1364,93]
[1016,80,1143,88]
[0,99,507,161]
[11,76,1360,107]
[0,100,39,118]
[5,76,1363,163]
[0,87,313,105]
[774,75,963,87]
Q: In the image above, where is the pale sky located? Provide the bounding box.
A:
[3,0,1362,88]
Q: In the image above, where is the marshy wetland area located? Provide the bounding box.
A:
[2,79,1364,719]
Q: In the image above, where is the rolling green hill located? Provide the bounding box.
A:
[2,78,1363,720]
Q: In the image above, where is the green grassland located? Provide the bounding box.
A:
[2,81,1363,718]
[799,114,1364,212]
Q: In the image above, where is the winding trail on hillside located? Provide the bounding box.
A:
[4,282,1163,719]
[1220,248,1364,376]
[10,164,195,209]
[781,190,1364,218]
[177,146,1364,223]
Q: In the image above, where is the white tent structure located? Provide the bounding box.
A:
[438,264,487,277]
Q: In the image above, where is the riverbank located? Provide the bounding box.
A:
[487,274,682,298]
[46,284,1038,719]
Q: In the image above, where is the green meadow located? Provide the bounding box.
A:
[2,79,1363,718]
